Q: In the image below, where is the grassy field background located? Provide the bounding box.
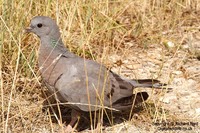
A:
[1,0,200,132]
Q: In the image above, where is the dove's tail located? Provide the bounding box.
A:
[130,79,171,89]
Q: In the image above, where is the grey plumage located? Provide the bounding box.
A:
[26,16,169,124]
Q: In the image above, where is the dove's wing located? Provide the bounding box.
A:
[46,55,148,112]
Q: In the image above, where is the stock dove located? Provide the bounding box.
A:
[26,16,170,131]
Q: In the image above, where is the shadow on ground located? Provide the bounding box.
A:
[42,100,146,132]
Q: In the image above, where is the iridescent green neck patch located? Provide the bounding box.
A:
[50,38,58,47]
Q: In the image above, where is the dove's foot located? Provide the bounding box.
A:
[59,110,80,133]
[59,124,74,133]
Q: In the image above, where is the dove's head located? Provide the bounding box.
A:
[26,16,61,39]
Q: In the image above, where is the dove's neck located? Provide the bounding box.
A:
[39,36,75,55]
[38,36,76,84]
[40,36,65,50]
[38,36,76,66]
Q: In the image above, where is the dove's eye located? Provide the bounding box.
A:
[37,23,43,28]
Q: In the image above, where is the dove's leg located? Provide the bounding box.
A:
[65,109,80,132]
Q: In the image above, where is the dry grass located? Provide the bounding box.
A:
[1,0,200,132]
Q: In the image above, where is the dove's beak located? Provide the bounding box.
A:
[25,26,33,33]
